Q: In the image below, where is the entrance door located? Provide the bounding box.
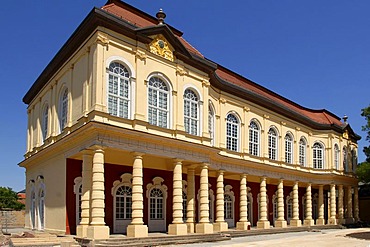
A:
[224,194,234,227]
[148,188,166,232]
[114,185,132,234]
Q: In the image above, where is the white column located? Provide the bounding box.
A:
[316,185,325,225]
[346,186,354,223]
[214,170,228,232]
[290,181,301,226]
[86,147,109,239]
[338,185,344,224]
[257,176,270,229]
[354,185,360,222]
[127,152,148,237]
[275,179,287,228]
[236,174,250,230]
[77,151,93,237]
[328,183,337,225]
[303,183,314,226]
[186,167,195,233]
[196,164,213,233]
[168,159,187,235]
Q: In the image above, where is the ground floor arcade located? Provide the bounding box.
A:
[65,147,360,239]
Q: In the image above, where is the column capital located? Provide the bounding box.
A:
[318,184,324,188]
[200,163,209,169]
[260,176,267,182]
[186,164,198,170]
[81,149,93,156]
[131,151,145,158]
[172,158,183,164]
[240,173,247,179]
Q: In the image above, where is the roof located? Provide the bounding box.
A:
[22,0,360,140]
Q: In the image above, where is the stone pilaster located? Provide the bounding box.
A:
[214,170,228,232]
[196,164,213,233]
[236,174,250,230]
[169,160,187,235]
[328,183,337,225]
[275,179,287,228]
[77,151,92,237]
[127,152,148,237]
[354,185,360,222]
[337,185,345,224]
[87,148,110,239]
[257,176,270,229]
[186,167,196,233]
[316,185,325,225]
[346,186,354,224]
[303,183,314,226]
[290,181,301,227]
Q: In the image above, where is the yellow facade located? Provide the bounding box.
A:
[21,0,360,240]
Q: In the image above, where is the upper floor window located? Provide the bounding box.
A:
[107,62,130,118]
[352,149,357,171]
[226,113,239,152]
[343,146,348,172]
[299,138,306,166]
[148,76,169,128]
[334,144,340,170]
[208,104,215,146]
[59,88,68,132]
[268,128,278,160]
[184,89,199,135]
[313,142,324,169]
[42,104,49,142]
[285,133,293,164]
[249,120,260,156]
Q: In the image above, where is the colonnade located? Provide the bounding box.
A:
[76,148,360,239]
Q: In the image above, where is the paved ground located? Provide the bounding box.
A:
[176,228,370,247]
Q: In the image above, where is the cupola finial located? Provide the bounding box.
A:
[156,8,166,25]
[343,115,348,123]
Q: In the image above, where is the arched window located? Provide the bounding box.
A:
[313,142,324,169]
[352,149,358,172]
[334,144,340,170]
[148,77,169,128]
[107,62,130,118]
[299,138,306,166]
[73,177,82,226]
[285,133,293,164]
[150,188,164,220]
[226,114,239,152]
[268,128,278,160]
[42,104,49,142]
[182,180,187,222]
[59,88,68,132]
[224,185,235,227]
[146,177,167,232]
[286,192,293,224]
[208,104,215,146]
[184,89,199,135]
[30,190,36,229]
[116,186,132,220]
[343,146,348,172]
[38,189,45,230]
[249,121,260,156]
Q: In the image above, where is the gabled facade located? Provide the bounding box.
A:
[21,0,360,239]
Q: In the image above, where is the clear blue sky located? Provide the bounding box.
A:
[0,1,369,192]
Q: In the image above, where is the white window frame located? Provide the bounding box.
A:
[73,177,82,227]
[286,192,293,224]
[313,142,324,169]
[29,180,36,230]
[224,185,235,228]
[268,127,278,160]
[249,120,260,156]
[285,133,293,164]
[146,177,168,232]
[35,176,45,231]
[147,74,172,129]
[247,187,253,225]
[107,62,131,119]
[183,88,200,136]
[343,146,348,172]
[58,87,68,133]
[182,180,187,222]
[299,137,307,166]
[208,102,215,146]
[334,144,340,170]
[41,104,49,143]
[226,113,240,152]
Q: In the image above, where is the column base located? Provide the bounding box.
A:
[257,220,270,229]
[316,218,325,225]
[214,222,229,232]
[303,219,315,226]
[76,225,88,238]
[168,223,188,235]
[337,218,346,225]
[345,217,354,224]
[195,223,213,234]
[236,221,250,230]
[86,225,110,240]
[186,222,195,233]
[328,218,337,225]
[289,219,302,227]
[126,224,148,238]
[274,220,287,228]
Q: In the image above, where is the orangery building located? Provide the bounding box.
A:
[20,0,361,240]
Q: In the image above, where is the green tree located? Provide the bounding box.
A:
[0,187,25,210]
[357,105,370,183]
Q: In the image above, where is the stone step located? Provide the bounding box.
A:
[10,238,61,247]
